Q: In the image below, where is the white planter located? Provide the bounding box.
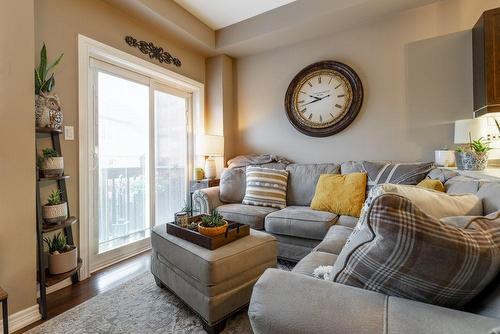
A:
[40,157,64,177]
[434,150,456,167]
[42,202,68,224]
[48,246,77,274]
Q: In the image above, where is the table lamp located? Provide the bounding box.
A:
[454,118,488,144]
[196,134,224,179]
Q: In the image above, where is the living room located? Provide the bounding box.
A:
[2,0,500,333]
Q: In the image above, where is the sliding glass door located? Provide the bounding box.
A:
[90,59,191,271]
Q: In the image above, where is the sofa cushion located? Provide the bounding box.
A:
[219,167,246,203]
[217,204,277,230]
[444,175,480,194]
[477,182,500,215]
[340,161,434,191]
[314,225,353,255]
[265,206,338,240]
[242,166,289,209]
[310,173,367,217]
[332,194,500,308]
[337,215,359,228]
[285,163,340,206]
[427,168,459,183]
[292,251,338,277]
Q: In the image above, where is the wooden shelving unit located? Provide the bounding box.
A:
[35,126,80,319]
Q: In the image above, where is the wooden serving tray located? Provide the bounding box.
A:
[166,220,250,250]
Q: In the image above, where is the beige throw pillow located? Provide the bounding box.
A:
[364,183,482,219]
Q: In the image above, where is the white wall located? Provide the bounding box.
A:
[234,0,500,163]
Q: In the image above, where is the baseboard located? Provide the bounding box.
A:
[0,304,41,333]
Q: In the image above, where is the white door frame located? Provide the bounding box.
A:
[78,34,204,279]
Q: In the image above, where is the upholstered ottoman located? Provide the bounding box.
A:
[151,225,277,333]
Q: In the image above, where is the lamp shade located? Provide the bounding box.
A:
[454,118,488,144]
[196,134,224,157]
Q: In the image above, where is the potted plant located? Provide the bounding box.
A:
[38,148,64,177]
[44,232,77,274]
[42,189,68,224]
[35,43,64,129]
[455,137,491,171]
[198,211,228,237]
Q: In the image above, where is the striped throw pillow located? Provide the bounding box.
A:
[242,166,289,209]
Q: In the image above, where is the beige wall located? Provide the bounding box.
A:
[0,0,37,316]
[234,0,500,163]
[205,55,235,165]
[35,0,206,240]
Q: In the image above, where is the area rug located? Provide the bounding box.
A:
[26,260,294,334]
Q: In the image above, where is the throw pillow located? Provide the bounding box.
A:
[331,193,500,308]
[416,179,445,192]
[219,167,246,203]
[341,161,435,191]
[310,173,367,217]
[361,183,482,220]
[242,166,289,209]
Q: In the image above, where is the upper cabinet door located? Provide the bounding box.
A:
[473,7,500,117]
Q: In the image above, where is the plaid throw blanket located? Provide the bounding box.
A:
[332,193,500,308]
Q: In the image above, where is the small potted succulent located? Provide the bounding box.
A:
[44,232,77,274]
[42,189,68,224]
[38,148,64,177]
[175,201,193,228]
[455,137,491,171]
[198,211,228,237]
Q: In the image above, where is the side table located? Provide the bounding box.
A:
[0,287,8,334]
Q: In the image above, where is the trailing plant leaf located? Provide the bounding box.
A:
[46,189,63,206]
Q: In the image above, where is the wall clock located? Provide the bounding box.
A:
[284,60,363,137]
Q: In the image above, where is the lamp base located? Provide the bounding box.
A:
[205,157,216,179]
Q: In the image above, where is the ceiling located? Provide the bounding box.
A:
[107,0,443,57]
[173,0,297,29]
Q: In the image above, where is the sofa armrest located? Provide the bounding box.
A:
[248,269,500,334]
[192,186,224,214]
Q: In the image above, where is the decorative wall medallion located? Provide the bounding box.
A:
[125,36,182,67]
[284,60,363,137]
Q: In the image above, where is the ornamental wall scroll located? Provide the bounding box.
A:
[125,36,182,67]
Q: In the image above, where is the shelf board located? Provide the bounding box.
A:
[42,216,78,233]
[45,258,82,287]
[36,127,62,134]
[38,175,70,182]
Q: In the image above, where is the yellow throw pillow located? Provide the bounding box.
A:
[310,173,367,217]
[417,179,445,192]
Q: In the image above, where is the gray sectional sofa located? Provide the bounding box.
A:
[193,161,500,333]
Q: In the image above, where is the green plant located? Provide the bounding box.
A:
[200,211,226,228]
[179,201,193,214]
[42,148,59,158]
[44,232,71,254]
[455,146,465,153]
[46,189,63,206]
[470,137,491,153]
[35,43,63,95]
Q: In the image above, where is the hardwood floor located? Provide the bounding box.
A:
[17,251,151,333]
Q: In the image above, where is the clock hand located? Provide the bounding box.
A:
[301,95,331,106]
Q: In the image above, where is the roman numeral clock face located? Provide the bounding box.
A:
[285,61,363,137]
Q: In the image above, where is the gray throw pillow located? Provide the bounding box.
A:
[219,167,246,203]
[331,193,500,308]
